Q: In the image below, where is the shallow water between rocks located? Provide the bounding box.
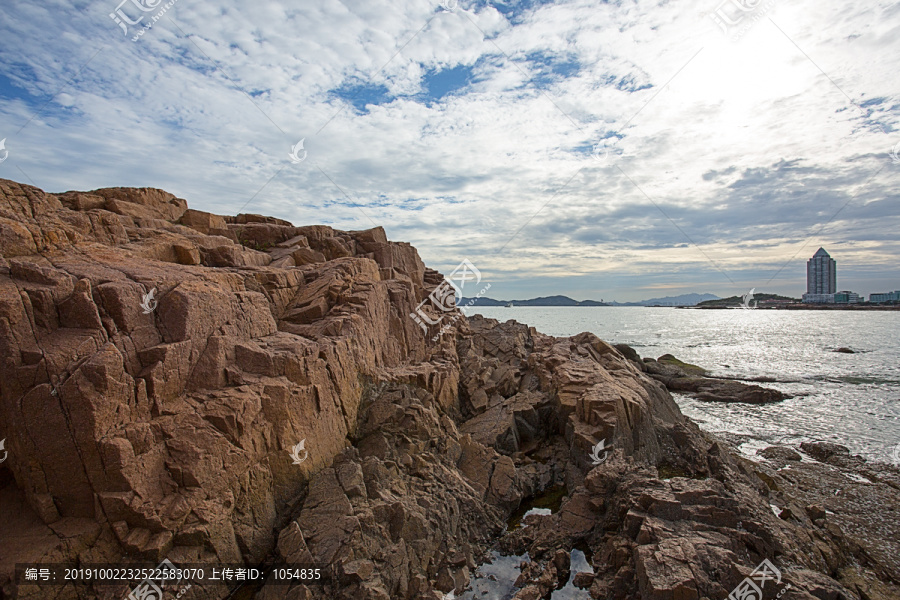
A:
[453,486,592,600]
[457,549,592,600]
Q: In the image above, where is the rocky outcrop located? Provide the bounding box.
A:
[0,179,896,600]
[627,350,789,404]
[0,179,440,599]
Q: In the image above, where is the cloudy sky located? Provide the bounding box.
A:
[1,0,898,301]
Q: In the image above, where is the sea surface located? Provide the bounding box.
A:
[461,306,900,464]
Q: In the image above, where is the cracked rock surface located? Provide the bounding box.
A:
[0,179,896,600]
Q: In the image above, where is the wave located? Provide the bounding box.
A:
[802,374,900,386]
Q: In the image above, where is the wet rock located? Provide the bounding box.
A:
[613,343,642,367]
[572,571,594,589]
[656,354,708,376]
[833,347,856,354]
[800,442,851,463]
[640,351,786,404]
[512,585,542,600]
[758,446,802,462]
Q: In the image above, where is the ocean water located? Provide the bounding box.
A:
[461,306,900,464]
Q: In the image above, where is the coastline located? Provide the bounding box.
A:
[467,303,900,310]
[686,304,900,310]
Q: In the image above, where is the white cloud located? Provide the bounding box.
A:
[0,0,897,300]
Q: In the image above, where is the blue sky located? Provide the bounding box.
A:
[0,0,898,301]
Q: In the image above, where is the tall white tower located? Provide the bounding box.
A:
[807,248,836,295]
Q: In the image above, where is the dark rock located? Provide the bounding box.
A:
[613,343,641,363]
[657,354,708,376]
[800,442,851,463]
[833,347,856,354]
[551,548,570,585]
[758,446,802,462]
[645,354,786,404]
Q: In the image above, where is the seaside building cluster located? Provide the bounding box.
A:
[869,290,900,303]
[801,248,897,304]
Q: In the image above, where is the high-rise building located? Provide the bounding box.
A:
[806,248,836,295]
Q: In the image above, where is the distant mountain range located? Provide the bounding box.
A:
[460,293,719,307]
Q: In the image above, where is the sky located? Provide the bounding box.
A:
[0,0,898,302]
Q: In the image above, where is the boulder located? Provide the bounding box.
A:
[757,446,802,462]
[799,442,851,463]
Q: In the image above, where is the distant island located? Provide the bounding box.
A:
[460,295,608,307]
[461,293,720,307]
[695,293,799,308]
[692,293,898,310]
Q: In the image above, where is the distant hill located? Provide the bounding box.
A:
[460,293,719,307]
[460,295,608,307]
[696,293,799,307]
[623,293,719,306]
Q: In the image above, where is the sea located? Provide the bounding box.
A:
[461,306,900,464]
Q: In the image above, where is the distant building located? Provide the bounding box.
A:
[807,248,836,295]
[869,291,900,303]
[802,293,835,304]
[802,248,837,303]
[833,291,860,304]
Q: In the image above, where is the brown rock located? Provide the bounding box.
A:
[805,504,827,522]
[180,208,229,235]
[173,243,200,265]
[512,585,542,600]
[340,559,375,583]
[572,571,594,588]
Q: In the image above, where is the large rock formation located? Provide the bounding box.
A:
[0,179,896,600]
[631,351,788,404]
